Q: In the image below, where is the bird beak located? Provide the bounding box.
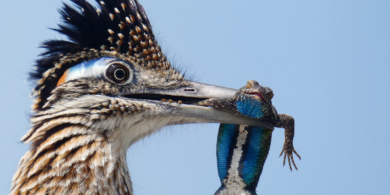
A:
[121,81,274,129]
[170,104,274,129]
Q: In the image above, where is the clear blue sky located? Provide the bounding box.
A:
[1,0,389,194]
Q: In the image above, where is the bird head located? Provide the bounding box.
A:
[25,0,272,149]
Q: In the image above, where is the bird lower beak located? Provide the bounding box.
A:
[121,81,274,129]
[169,104,274,129]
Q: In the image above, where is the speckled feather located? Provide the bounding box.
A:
[12,77,202,194]
[12,0,297,194]
[30,0,177,111]
[13,0,188,194]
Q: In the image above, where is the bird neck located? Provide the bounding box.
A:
[12,123,134,194]
[11,94,203,194]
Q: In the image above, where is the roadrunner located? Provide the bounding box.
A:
[11,0,273,194]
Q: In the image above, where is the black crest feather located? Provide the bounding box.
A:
[30,0,170,111]
[31,0,153,79]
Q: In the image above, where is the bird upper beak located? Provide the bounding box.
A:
[121,81,274,129]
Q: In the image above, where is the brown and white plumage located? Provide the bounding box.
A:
[11,0,273,194]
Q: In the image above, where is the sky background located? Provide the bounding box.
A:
[1,0,390,194]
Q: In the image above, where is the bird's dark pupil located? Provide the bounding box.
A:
[114,69,125,80]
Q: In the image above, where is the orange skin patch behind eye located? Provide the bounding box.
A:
[57,69,69,86]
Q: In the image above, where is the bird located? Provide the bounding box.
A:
[10,0,274,194]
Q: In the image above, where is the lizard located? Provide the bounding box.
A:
[198,80,300,195]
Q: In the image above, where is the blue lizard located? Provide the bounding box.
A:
[200,80,300,195]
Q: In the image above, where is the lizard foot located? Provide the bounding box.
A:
[279,146,301,171]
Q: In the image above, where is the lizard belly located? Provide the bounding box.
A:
[215,90,272,195]
[215,124,272,195]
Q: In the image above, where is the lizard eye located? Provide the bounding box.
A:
[105,61,134,85]
[265,88,274,100]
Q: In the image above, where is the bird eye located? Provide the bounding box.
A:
[114,69,126,80]
[106,62,133,84]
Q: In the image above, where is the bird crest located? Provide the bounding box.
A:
[30,0,173,111]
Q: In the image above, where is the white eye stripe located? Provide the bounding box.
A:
[64,57,112,82]
[60,57,133,85]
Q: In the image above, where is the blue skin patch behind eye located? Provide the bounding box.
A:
[64,57,115,82]
[68,59,101,73]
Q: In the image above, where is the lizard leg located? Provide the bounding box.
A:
[276,114,301,171]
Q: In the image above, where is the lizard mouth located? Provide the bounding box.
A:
[243,92,268,105]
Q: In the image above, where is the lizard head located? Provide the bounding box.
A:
[195,80,277,126]
[233,80,274,119]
